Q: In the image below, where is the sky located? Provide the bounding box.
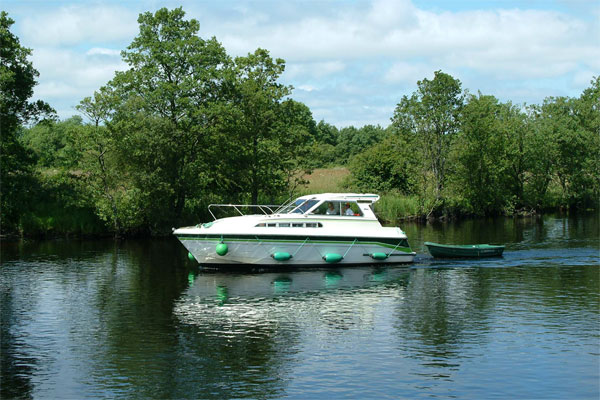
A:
[4,0,599,128]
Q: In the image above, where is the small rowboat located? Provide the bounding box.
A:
[424,242,504,258]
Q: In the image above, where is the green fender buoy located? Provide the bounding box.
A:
[216,242,228,256]
[188,252,196,261]
[272,252,292,261]
[323,253,343,263]
[370,252,388,260]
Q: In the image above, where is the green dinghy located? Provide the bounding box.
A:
[424,242,504,258]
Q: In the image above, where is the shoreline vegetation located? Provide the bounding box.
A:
[2,8,598,239]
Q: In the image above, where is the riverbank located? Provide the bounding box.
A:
[3,166,595,239]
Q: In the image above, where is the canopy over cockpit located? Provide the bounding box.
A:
[275,193,380,217]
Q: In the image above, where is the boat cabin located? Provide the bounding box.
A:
[276,193,379,219]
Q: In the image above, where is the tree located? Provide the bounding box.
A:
[315,120,338,146]
[76,89,131,233]
[78,7,231,233]
[0,11,54,233]
[275,99,316,199]
[228,48,294,204]
[391,71,464,200]
[347,135,415,194]
[451,94,513,214]
[21,116,82,168]
[336,125,387,163]
[574,76,600,206]
[524,105,556,209]
[532,93,598,208]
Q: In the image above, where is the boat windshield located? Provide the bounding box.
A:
[278,198,318,214]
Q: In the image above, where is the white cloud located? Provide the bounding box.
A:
[384,62,433,85]
[30,47,127,111]
[86,48,122,57]
[201,0,597,81]
[20,5,138,46]
[4,0,597,126]
[297,85,315,92]
[285,61,346,79]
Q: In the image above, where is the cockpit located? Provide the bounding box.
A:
[277,197,365,217]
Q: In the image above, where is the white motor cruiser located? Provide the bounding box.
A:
[173,193,416,266]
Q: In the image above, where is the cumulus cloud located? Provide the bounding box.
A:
[4,0,597,126]
[86,48,122,57]
[206,1,597,81]
[384,62,433,85]
[285,61,346,80]
[20,4,138,46]
[30,46,127,116]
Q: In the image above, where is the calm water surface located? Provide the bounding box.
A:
[1,214,599,399]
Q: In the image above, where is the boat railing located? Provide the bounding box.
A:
[207,204,281,221]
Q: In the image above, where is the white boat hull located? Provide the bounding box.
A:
[178,236,416,266]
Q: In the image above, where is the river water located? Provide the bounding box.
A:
[1,214,598,399]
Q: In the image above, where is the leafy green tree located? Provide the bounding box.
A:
[500,102,530,209]
[306,120,339,168]
[227,48,294,204]
[574,76,600,206]
[524,105,556,209]
[391,71,464,200]
[315,120,338,146]
[119,7,230,228]
[0,11,54,233]
[347,135,415,194]
[78,7,231,233]
[451,94,513,214]
[275,99,316,198]
[21,116,82,168]
[533,93,597,208]
[336,125,387,163]
[76,89,135,234]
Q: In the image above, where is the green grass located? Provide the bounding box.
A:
[374,194,421,222]
[299,167,350,194]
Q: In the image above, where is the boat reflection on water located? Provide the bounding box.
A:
[175,266,411,330]
[184,265,408,301]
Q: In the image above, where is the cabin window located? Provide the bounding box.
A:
[291,199,318,214]
[255,223,266,227]
[278,223,290,227]
[342,202,363,216]
[313,201,363,216]
[315,201,339,215]
[305,222,323,228]
[292,223,303,227]
[267,223,276,227]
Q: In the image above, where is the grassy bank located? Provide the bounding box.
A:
[299,167,350,194]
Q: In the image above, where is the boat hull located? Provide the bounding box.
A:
[178,235,416,265]
[424,242,504,258]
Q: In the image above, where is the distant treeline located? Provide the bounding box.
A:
[1,9,598,237]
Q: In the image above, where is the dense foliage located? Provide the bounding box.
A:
[348,74,599,217]
[1,11,56,233]
[2,8,597,236]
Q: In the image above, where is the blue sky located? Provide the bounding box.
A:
[4,0,599,128]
